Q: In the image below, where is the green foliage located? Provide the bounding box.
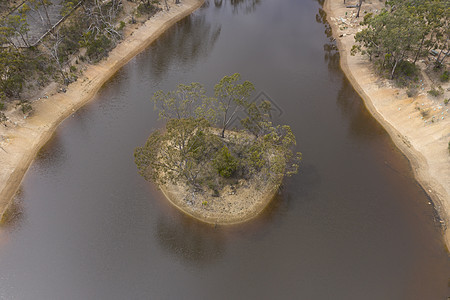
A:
[240,100,272,137]
[83,33,112,62]
[213,146,238,178]
[0,102,5,111]
[137,0,161,15]
[118,21,126,31]
[440,71,449,82]
[353,0,449,79]
[0,112,7,124]
[396,61,419,77]
[152,82,215,121]
[214,73,255,138]
[19,101,32,114]
[0,49,27,97]
[427,86,444,97]
[134,117,216,188]
[0,0,126,100]
[135,74,302,191]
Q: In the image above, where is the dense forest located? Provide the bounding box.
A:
[351,0,449,85]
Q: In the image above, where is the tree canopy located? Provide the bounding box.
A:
[352,0,449,78]
[134,74,301,194]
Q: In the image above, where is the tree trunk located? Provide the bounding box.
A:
[436,50,448,67]
[413,35,426,64]
[390,59,398,79]
[356,0,363,18]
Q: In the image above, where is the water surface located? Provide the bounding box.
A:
[0,0,449,299]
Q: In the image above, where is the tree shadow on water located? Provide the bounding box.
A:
[143,12,221,81]
[1,189,26,232]
[212,0,262,14]
[155,214,226,266]
[336,78,386,141]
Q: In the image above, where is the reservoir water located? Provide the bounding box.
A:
[0,0,449,298]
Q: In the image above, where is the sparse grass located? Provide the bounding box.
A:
[427,86,444,97]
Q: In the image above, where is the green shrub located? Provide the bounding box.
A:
[118,21,125,31]
[19,101,32,114]
[427,86,443,97]
[440,71,449,82]
[213,146,238,178]
[0,102,5,111]
[397,61,418,77]
[85,34,112,62]
[0,112,7,123]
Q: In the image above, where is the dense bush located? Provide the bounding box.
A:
[213,146,238,178]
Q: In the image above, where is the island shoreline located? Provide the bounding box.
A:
[0,0,205,221]
[159,184,278,225]
[324,0,450,249]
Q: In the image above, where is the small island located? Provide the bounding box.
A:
[134,73,302,224]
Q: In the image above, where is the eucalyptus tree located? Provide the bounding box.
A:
[214,73,254,138]
[135,74,302,192]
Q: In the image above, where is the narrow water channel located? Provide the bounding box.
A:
[0,0,448,299]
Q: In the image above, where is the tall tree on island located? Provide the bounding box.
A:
[214,73,254,138]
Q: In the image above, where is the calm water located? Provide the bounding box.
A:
[0,0,449,299]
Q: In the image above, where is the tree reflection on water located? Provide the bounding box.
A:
[212,0,262,14]
[145,11,221,81]
[155,215,226,266]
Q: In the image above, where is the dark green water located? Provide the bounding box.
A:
[0,0,448,299]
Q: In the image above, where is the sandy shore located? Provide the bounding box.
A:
[160,180,278,225]
[324,0,450,248]
[0,0,205,221]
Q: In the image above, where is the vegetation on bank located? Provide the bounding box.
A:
[351,0,448,83]
[0,0,162,122]
[134,74,302,197]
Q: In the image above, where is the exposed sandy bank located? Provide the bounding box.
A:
[324,0,450,248]
[0,0,205,221]
[160,180,279,225]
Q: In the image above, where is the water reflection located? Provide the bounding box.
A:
[35,133,67,172]
[156,215,225,265]
[336,78,386,140]
[145,12,221,81]
[212,0,262,14]
[315,3,384,140]
[1,190,25,231]
[315,4,340,76]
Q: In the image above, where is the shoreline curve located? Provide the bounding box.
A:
[159,183,279,225]
[324,0,450,249]
[0,0,205,221]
